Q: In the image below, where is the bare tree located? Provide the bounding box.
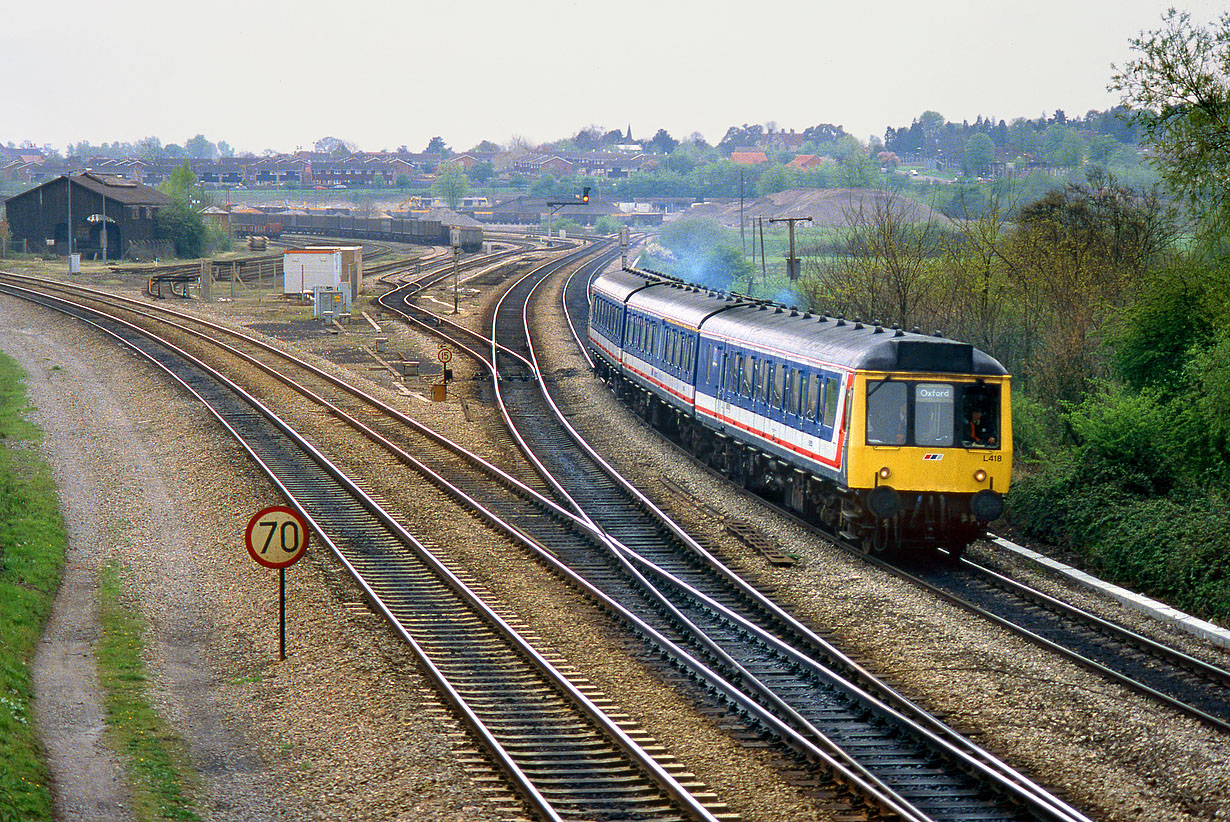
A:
[800,190,945,329]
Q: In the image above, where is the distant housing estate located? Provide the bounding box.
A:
[1,145,653,192]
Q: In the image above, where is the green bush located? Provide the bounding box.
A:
[1064,383,1179,493]
[1009,390,1061,464]
[153,202,206,258]
[1007,383,1230,621]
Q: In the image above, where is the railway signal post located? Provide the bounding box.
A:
[245,505,311,661]
[768,215,812,280]
[546,187,591,247]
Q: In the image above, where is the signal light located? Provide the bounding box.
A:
[581,186,591,204]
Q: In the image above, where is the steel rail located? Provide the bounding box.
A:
[903,557,1230,732]
[0,281,723,822]
[532,259,1096,822]
[475,254,1086,821]
[553,260,1230,736]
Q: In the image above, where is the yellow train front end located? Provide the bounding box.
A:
[843,371,1013,558]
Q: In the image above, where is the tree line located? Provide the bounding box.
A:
[802,9,1230,620]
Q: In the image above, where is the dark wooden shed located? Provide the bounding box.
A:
[3,172,171,259]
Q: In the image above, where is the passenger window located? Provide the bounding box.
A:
[727,355,742,393]
[806,375,820,421]
[823,376,839,428]
[758,360,771,402]
[772,364,785,407]
[789,371,804,416]
[866,380,908,445]
[914,383,955,447]
[743,357,756,397]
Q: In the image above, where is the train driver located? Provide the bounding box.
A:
[967,409,997,447]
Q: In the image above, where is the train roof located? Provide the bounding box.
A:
[591,266,662,303]
[702,304,1007,375]
[595,268,1007,376]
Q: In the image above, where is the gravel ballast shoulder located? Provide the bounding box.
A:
[3,294,507,822]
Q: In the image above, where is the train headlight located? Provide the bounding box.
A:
[878,466,891,480]
[974,469,987,483]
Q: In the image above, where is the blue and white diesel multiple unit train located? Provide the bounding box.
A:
[588,267,1013,559]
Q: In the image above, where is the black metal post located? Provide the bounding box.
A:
[279,567,287,660]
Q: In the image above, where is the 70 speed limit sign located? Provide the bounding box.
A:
[245,506,310,569]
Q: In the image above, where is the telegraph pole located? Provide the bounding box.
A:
[758,217,767,293]
[768,216,812,281]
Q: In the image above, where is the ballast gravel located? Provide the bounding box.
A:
[4,261,1229,822]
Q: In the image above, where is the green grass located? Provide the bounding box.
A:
[0,352,62,822]
[96,561,202,821]
[0,351,202,822]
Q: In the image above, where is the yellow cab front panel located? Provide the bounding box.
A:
[845,371,1013,496]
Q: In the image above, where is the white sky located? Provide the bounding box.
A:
[2,0,1225,155]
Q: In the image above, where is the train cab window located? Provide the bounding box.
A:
[914,383,956,447]
[866,380,908,445]
[961,384,1001,448]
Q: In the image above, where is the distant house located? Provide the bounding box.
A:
[787,154,830,170]
[200,205,230,235]
[4,172,170,258]
[451,152,497,172]
[729,151,769,166]
[512,155,576,177]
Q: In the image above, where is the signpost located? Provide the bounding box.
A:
[245,505,311,660]
[433,345,452,401]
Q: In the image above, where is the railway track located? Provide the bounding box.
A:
[369,248,1090,821]
[556,264,1230,736]
[0,273,730,822]
[11,241,1219,818]
[904,558,1230,731]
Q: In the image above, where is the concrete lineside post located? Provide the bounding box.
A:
[200,260,211,301]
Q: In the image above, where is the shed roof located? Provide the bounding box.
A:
[6,173,171,207]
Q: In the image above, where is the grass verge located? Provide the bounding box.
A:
[97,561,202,821]
[0,351,62,822]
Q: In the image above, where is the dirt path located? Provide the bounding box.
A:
[2,295,288,821]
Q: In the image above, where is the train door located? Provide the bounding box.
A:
[766,361,787,435]
[701,341,726,431]
[761,359,780,445]
[717,348,738,431]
